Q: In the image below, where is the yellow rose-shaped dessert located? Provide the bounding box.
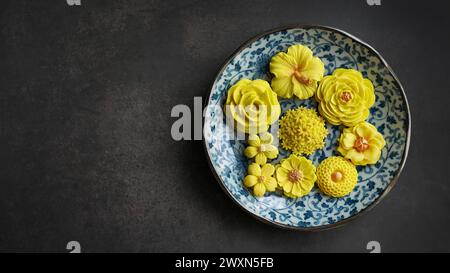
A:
[244,163,277,197]
[276,155,317,198]
[316,157,358,198]
[225,79,281,134]
[337,122,386,166]
[279,107,329,155]
[244,132,279,165]
[270,44,325,99]
[315,68,375,126]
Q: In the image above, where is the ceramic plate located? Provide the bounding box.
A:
[203,25,410,230]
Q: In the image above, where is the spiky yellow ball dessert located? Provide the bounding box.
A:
[279,107,329,155]
[270,44,325,99]
[316,157,358,198]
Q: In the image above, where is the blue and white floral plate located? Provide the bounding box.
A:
[203,25,410,230]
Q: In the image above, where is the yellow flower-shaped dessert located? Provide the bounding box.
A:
[316,157,358,198]
[244,163,277,197]
[244,132,279,165]
[337,122,386,166]
[279,107,329,155]
[225,79,281,134]
[276,155,317,198]
[315,68,376,126]
[270,44,325,99]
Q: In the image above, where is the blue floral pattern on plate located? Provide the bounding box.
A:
[203,26,410,230]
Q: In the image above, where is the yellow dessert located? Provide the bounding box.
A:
[279,107,329,155]
[337,122,386,166]
[276,154,317,198]
[315,68,375,127]
[225,79,281,134]
[270,44,325,99]
[244,132,279,165]
[244,163,278,197]
[316,157,358,198]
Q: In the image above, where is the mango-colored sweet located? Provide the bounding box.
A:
[279,107,329,155]
[225,79,281,134]
[316,156,358,198]
[244,132,279,165]
[270,44,325,99]
[276,155,317,198]
[315,68,375,127]
[244,163,277,197]
[337,122,386,166]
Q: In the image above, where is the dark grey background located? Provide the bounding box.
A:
[1,0,449,253]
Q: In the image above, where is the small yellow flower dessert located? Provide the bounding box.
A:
[244,163,277,197]
[270,44,325,99]
[244,132,279,165]
[337,122,386,166]
[225,79,281,134]
[315,68,376,127]
[276,155,317,198]
[279,107,329,155]
[316,157,358,198]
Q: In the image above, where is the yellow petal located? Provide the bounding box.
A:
[271,76,294,98]
[298,157,315,174]
[253,183,266,197]
[283,181,293,193]
[290,183,303,197]
[270,52,297,77]
[264,145,278,159]
[259,132,273,144]
[292,78,315,99]
[248,163,261,176]
[244,175,258,187]
[302,57,325,81]
[371,132,386,148]
[263,177,277,191]
[341,132,357,149]
[264,149,279,159]
[244,146,258,158]
[284,191,298,199]
[337,146,347,157]
[289,155,302,170]
[248,134,261,147]
[261,164,275,177]
[355,122,377,139]
[276,167,289,183]
[363,146,381,164]
[255,153,267,165]
[346,149,365,164]
[287,44,312,68]
[281,159,293,171]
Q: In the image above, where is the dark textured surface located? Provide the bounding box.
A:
[1,0,450,252]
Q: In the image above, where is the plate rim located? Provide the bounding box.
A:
[202,24,411,231]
